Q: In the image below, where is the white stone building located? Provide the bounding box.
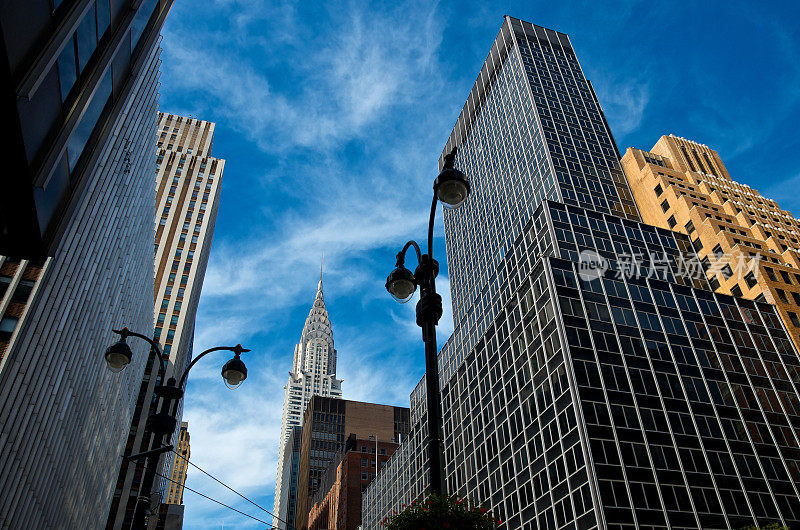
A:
[273,271,343,529]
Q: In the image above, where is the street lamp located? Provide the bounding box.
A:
[385,147,469,496]
[103,327,251,529]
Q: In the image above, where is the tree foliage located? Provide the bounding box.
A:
[383,494,501,530]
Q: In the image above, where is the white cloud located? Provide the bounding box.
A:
[161,2,457,527]
[180,362,286,528]
[592,77,650,136]
[161,0,445,154]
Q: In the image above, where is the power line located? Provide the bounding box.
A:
[171,448,295,529]
[154,470,272,527]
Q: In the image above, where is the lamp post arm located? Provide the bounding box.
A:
[427,192,437,258]
[398,240,423,266]
[427,145,458,258]
[178,344,251,390]
[113,328,167,380]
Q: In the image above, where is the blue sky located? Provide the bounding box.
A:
[158,1,800,527]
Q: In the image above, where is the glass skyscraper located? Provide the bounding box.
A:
[363,16,800,530]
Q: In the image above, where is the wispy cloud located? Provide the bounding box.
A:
[162,0,444,154]
[592,76,650,137]
[162,1,455,527]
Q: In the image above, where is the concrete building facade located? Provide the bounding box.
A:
[165,421,191,505]
[0,0,172,258]
[0,1,173,527]
[621,135,800,353]
[106,113,225,529]
[276,426,303,530]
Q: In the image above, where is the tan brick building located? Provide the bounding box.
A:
[0,257,47,360]
[621,134,800,351]
[165,422,191,505]
[107,113,225,529]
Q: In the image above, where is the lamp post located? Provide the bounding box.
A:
[385,147,469,496]
[104,327,250,529]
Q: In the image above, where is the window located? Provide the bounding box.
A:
[0,316,19,333]
[57,38,78,101]
[685,220,695,234]
[661,199,670,213]
[765,267,778,282]
[730,284,742,297]
[654,184,663,196]
[744,272,757,289]
[66,69,112,171]
[667,215,677,228]
[777,289,789,303]
[75,6,98,72]
[780,270,792,284]
[712,244,724,259]
[12,279,36,303]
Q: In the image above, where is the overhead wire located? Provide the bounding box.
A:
[170,448,295,529]
[154,470,271,526]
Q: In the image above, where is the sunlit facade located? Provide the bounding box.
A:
[622,135,800,354]
[106,113,225,529]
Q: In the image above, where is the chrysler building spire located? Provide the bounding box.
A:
[273,265,342,528]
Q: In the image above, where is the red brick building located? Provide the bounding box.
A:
[307,435,399,530]
[295,397,409,530]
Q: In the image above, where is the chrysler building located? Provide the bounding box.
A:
[273,265,342,528]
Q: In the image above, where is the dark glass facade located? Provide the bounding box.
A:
[0,0,173,256]
[363,16,800,530]
[437,204,800,529]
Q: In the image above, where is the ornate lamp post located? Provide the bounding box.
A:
[385,148,469,495]
[104,327,250,529]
